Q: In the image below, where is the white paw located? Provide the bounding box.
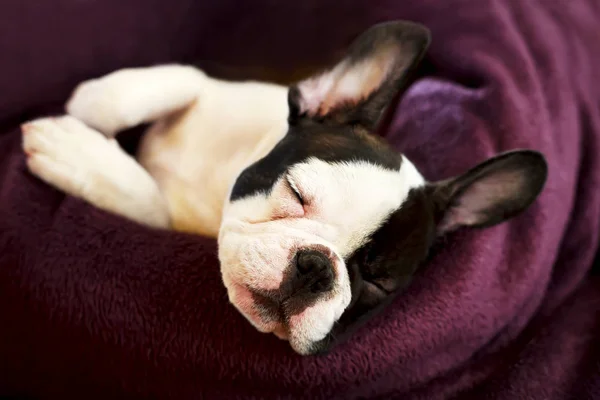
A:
[21,116,122,198]
[65,70,143,136]
[22,116,171,228]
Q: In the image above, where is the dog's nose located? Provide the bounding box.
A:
[294,250,334,294]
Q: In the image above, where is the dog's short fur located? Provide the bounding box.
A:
[21,21,548,355]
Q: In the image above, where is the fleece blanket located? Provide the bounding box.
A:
[1,0,599,399]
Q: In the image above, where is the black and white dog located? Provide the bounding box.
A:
[21,21,547,355]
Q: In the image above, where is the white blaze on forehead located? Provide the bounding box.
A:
[287,155,425,257]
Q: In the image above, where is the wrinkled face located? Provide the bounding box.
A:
[217,20,548,355]
[218,124,429,354]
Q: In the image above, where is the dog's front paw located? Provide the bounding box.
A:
[21,116,119,197]
[66,71,143,137]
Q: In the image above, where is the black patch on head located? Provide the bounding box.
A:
[350,188,436,294]
[229,123,402,201]
[241,149,547,355]
[310,187,437,354]
[310,150,548,354]
[231,20,430,201]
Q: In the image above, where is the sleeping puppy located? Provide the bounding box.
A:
[20,21,547,355]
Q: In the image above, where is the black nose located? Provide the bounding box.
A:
[295,250,334,294]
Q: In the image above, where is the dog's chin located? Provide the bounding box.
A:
[283,289,350,355]
[224,276,351,355]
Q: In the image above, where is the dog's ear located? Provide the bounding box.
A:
[428,150,548,235]
[287,21,431,129]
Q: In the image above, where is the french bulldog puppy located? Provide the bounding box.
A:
[21,21,547,355]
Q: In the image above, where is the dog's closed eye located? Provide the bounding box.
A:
[286,174,305,206]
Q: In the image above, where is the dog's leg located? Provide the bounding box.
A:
[22,116,170,229]
[66,65,206,136]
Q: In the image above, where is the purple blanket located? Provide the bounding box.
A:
[1,0,600,399]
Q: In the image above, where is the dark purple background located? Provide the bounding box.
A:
[1,0,599,399]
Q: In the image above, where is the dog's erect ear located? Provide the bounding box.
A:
[287,21,431,129]
[428,150,548,235]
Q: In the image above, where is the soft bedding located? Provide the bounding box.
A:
[1,0,599,398]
